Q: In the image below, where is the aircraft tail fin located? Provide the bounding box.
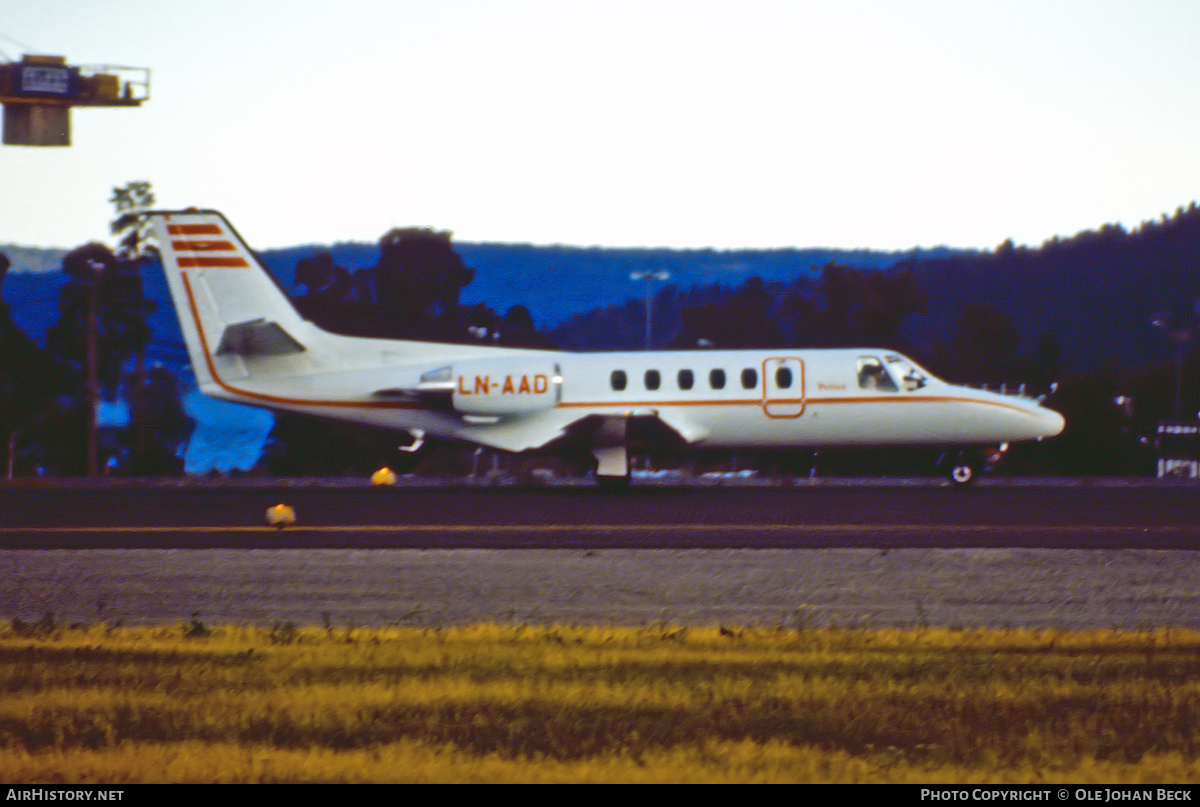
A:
[146,209,316,392]
[148,208,530,408]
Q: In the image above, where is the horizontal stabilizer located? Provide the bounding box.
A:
[215,318,306,357]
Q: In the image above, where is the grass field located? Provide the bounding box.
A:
[2,619,1199,783]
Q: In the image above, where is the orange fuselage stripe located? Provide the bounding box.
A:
[181,271,420,410]
[558,395,1031,414]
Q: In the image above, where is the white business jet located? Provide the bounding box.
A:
[148,210,1064,486]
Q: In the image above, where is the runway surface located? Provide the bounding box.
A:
[0,479,1198,549]
[2,481,1197,629]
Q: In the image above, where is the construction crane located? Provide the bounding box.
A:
[0,54,149,146]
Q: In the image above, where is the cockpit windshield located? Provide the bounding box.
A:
[857,356,898,391]
[885,354,929,391]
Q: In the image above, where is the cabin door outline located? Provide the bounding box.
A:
[762,357,806,418]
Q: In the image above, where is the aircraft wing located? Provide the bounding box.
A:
[546,408,709,454]
[653,408,710,445]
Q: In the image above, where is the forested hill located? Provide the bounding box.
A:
[547,205,1200,370]
[898,204,1200,372]
[0,240,935,349]
[259,242,920,329]
[5,202,1200,376]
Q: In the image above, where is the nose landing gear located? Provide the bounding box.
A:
[941,449,981,487]
[949,460,977,486]
[941,444,1008,486]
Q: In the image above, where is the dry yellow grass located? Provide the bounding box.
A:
[2,621,1199,783]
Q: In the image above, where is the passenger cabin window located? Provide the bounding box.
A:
[611,370,627,391]
[678,369,694,390]
[741,368,758,390]
[645,370,661,391]
[710,369,726,390]
[775,367,793,389]
[857,356,898,392]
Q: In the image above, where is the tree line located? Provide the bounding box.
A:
[290,228,552,349]
[1,183,193,476]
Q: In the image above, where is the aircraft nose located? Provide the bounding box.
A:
[1035,406,1065,439]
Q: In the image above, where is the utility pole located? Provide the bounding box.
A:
[1151,311,1192,421]
[111,181,156,472]
[85,257,102,476]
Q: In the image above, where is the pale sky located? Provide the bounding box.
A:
[2,0,1199,251]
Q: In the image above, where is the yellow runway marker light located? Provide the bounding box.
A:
[265,503,296,530]
[370,467,397,486]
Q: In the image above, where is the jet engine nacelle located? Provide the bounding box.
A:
[419,360,562,417]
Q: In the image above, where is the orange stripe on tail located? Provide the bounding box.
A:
[171,240,237,251]
[167,224,222,235]
[178,256,250,268]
